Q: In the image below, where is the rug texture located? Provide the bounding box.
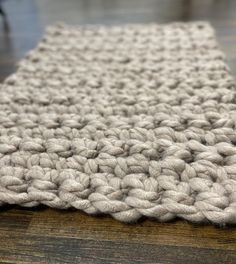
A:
[0,22,236,224]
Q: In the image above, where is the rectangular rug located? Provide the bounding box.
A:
[0,22,235,224]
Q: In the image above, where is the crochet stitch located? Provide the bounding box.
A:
[0,22,236,224]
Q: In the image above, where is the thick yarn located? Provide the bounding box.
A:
[0,22,235,224]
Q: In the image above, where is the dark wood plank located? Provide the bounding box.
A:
[0,229,235,264]
[0,0,236,263]
[0,207,235,263]
[27,209,236,251]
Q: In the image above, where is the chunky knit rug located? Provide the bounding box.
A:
[0,22,236,224]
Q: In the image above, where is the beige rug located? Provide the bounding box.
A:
[0,22,235,224]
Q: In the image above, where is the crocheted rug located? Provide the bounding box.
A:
[0,22,236,224]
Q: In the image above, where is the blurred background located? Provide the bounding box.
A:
[0,0,236,81]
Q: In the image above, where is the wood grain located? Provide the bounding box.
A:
[0,0,236,263]
[0,206,235,264]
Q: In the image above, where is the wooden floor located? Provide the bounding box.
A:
[0,0,236,263]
